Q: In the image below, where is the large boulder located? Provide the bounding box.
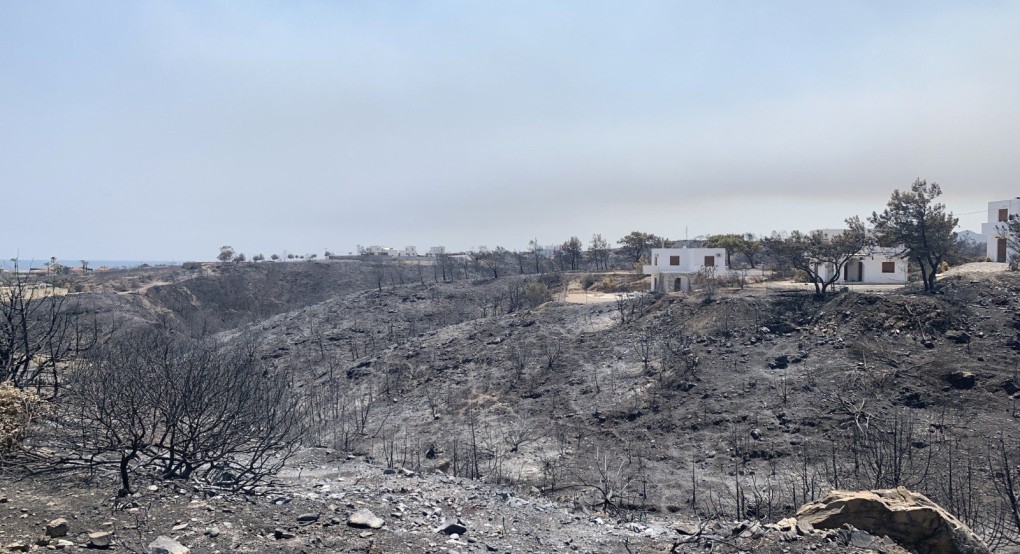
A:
[796,487,990,554]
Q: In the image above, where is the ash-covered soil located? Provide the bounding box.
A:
[5,260,1020,552]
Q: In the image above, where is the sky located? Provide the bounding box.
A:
[2,1,1019,261]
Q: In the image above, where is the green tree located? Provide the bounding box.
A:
[763,217,870,298]
[562,236,583,271]
[217,245,235,263]
[617,231,667,264]
[704,233,762,268]
[869,179,958,293]
[588,234,610,270]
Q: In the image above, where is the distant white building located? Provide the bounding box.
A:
[538,245,560,259]
[981,198,1020,262]
[427,246,446,256]
[398,246,418,257]
[643,247,728,292]
[362,245,398,256]
[811,229,908,286]
[815,246,908,285]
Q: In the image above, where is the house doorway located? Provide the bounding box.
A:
[844,260,864,283]
[998,238,1008,263]
[673,276,690,292]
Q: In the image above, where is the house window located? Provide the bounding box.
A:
[999,209,1009,222]
[704,256,715,267]
[669,256,680,266]
[882,261,895,273]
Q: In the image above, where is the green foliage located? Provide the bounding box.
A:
[869,179,957,293]
[617,231,668,263]
[763,217,870,297]
[704,233,762,268]
[524,282,552,308]
[218,245,235,263]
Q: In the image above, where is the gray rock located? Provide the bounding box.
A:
[46,518,69,538]
[348,509,384,529]
[945,330,971,344]
[435,519,468,535]
[146,535,189,554]
[296,513,319,525]
[273,528,295,540]
[88,531,113,549]
[945,371,976,389]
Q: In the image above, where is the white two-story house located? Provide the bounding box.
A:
[643,247,728,292]
[982,198,1020,262]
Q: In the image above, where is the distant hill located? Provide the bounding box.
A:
[959,229,985,243]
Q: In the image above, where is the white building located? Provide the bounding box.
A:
[362,245,398,256]
[812,229,908,285]
[813,246,908,285]
[397,246,418,257]
[643,247,728,292]
[981,198,1020,262]
[427,246,446,256]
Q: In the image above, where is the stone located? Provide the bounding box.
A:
[5,543,29,553]
[944,371,976,390]
[46,518,69,538]
[796,487,990,554]
[204,527,220,538]
[273,528,295,540]
[675,521,701,536]
[435,519,468,535]
[945,330,971,344]
[347,509,384,529]
[88,531,113,549]
[146,535,189,554]
[296,513,319,525]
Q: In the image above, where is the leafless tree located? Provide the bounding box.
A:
[62,324,304,495]
[1,259,99,396]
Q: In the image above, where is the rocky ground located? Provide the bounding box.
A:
[4,260,1020,553]
[1,447,911,553]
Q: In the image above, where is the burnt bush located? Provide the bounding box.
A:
[62,324,304,494]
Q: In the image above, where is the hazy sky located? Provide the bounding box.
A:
[3,1,1019,261]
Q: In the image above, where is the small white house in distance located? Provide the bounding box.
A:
[981,198,1020,262]
[812,229,908,285]
[362,245,397,256]
[643,247,728,292]
[427,246,446,256]
[817,246,908,285]
[398,246,418,257]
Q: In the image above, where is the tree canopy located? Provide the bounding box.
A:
[763,217,870,298]
[869,179,957,293]
[617,231,668,263]
[704,233,762,268]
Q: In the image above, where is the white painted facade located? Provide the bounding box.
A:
[981,198,1020,262]
[427,246,446,256]
[806,229,908,286]
[813,247,908,285]
[397,246,418,257]
[362,245,397,256]
[642,247,728,292]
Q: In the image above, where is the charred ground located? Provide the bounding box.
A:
[3,260,1020,552]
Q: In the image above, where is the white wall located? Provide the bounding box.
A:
[643,248,728,292]
[982,198,1020,262]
